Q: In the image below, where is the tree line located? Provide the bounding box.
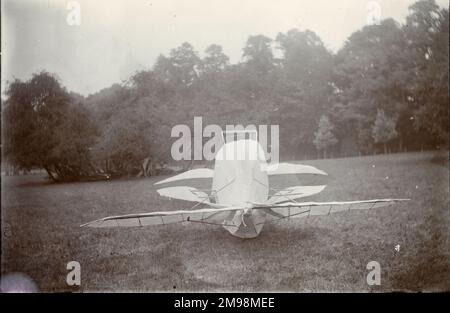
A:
[2,0,448,181]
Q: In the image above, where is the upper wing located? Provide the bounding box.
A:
[253,199,409,223]
[155,168,214,185]
[267,185,327,204]
[81,206,245,228]
[262,162,327,176]
[157,186,209,203]
[156,186,229,208]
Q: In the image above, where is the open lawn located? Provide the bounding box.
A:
[1,152,449,292]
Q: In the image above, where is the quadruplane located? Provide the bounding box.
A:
[82,138,408,238]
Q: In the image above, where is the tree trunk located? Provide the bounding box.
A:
[383,143,387,154]
[398,136,403,152]
[44,166,57,181]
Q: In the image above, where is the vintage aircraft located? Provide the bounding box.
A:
[81,138,408,238]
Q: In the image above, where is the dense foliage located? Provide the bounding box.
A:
[3,0,448,181]
[3,72,97,181]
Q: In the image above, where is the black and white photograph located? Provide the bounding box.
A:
[1,0,449,294]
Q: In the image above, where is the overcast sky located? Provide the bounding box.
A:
[2,0,449,96]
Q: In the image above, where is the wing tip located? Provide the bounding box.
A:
[153,168,214,185]
[80,221,95,227]
[264,163,328,176]
[80,218,104,228]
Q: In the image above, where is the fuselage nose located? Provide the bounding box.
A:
[232,209,267,239]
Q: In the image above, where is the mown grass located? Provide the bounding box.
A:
[1,151,449,292]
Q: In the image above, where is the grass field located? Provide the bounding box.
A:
[1,151,449,292]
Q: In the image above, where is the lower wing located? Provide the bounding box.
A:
[81,199,408,228]
[251,198,409,224]
[81,206,244,228]
[81,182,241,228]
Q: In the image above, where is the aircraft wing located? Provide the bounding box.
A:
[252,199,409,224]
[81,206,245,228]
[267,185,327,204]
[154,168,214,185]
[157,186,209,203]
[262,163,327,176]
[156,186,231,208]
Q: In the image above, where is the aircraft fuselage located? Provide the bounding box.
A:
[212,139,269,238]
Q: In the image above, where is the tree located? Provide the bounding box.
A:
[272,28,334,157]
[92,111,152,176]
[87,70,180,176]
[403,1,449,146]
[85,83,132,122]
[242,35,275,74]
[372,109,398,154]
[331,19,410,153]
[154,42,201,87]
[3,72,97,181]
[313,116,338,158]
[276,29,333,85]
[202,44,229,74]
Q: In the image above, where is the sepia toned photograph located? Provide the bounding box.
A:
[1,0,449,294]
